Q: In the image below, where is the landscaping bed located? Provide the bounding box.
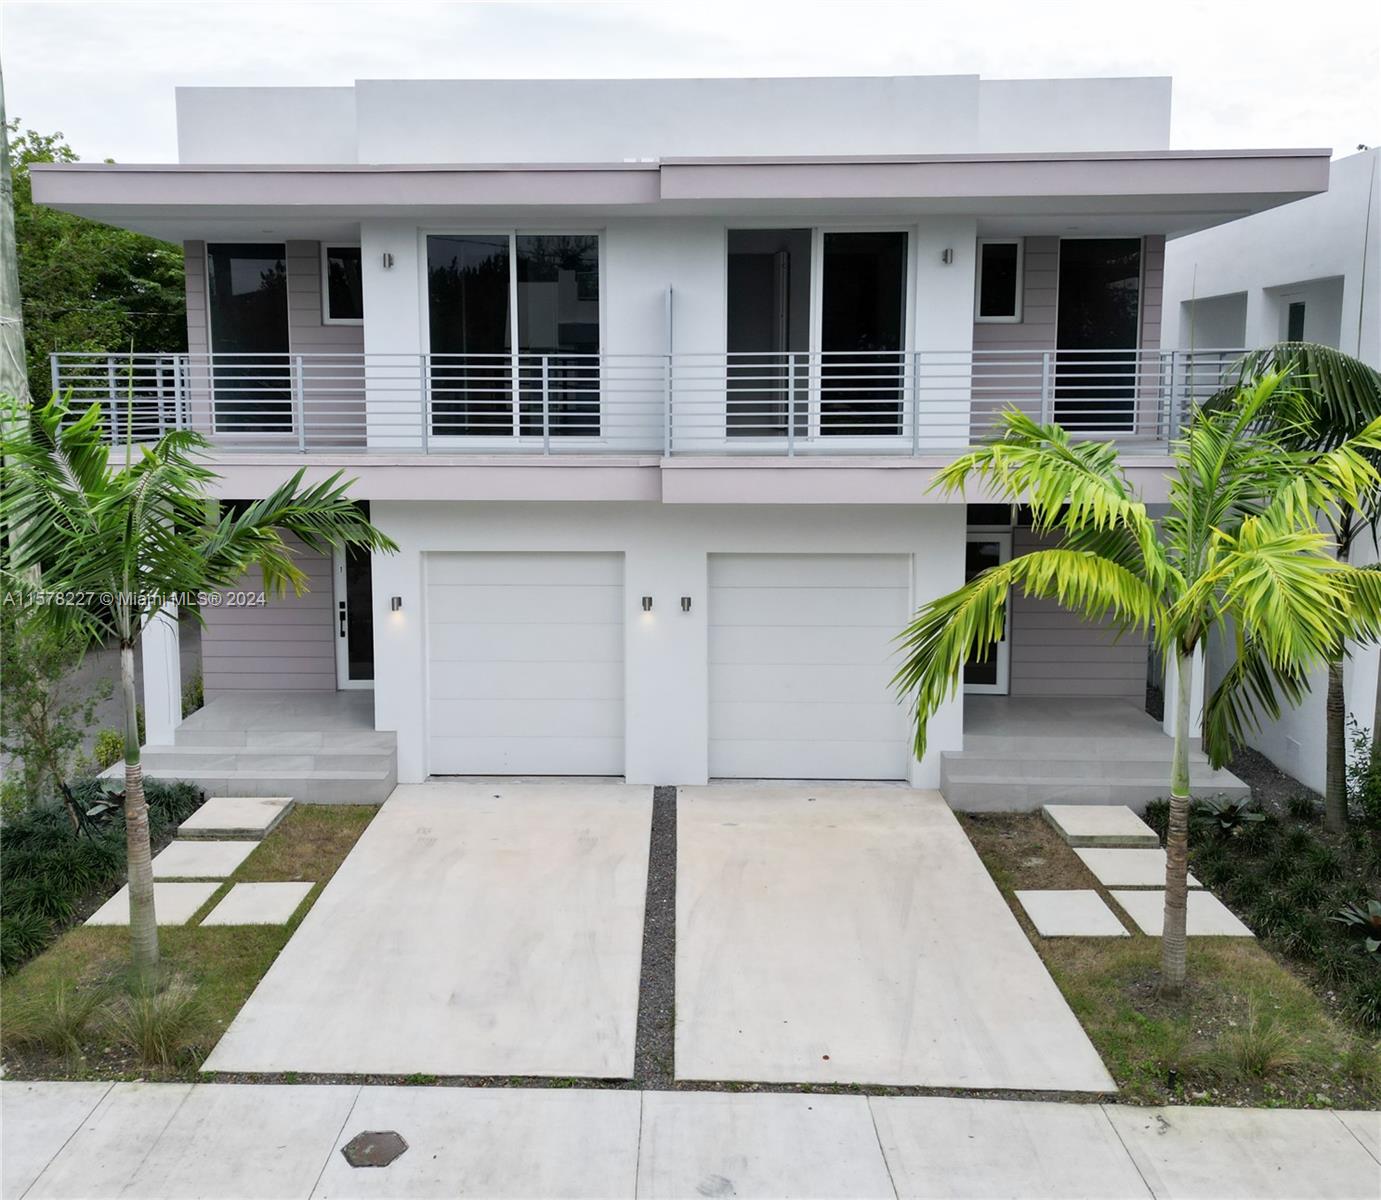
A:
[963,812,1379,1108]
[0,803,377,1082]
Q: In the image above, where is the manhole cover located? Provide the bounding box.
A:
[342,1130,409,1168]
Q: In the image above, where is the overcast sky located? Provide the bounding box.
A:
[3,0,1378,162]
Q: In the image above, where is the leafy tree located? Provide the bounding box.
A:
[893,375,1381,995]
[1229,344,1381,831]
[0,397,396,984]
[8,122,185,404]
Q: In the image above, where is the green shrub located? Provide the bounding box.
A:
[1346,974,1381,1030]
[0,909,53,973]
[1143,798,1169,842]
[93,730,125,770]
[181,673,204,717]
[105,975,203,1068]
[4,981,109,1063]
[1286,793,1320,822]
[1346,717,1381,827]
[1205,1004,1301,1080]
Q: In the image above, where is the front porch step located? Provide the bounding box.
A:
[940,751,1249,813]
[172,729,399,752]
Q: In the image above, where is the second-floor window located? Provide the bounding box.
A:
[206,242,290,432]
[975,239,1023,322]
[323,245,363,323]
[426,233,600,438]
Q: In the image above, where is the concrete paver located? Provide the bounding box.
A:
[1043,803,1160,847]
[0,1081,111,1199]
[203,782,652,1078]
[151,839,258,879]
[178,796,293,840]
[1015,890,1131,937]
[201,882,314,925]
[1105,1104,1379,1199]
[312,1086,640,1199]
[84,882,220,926]
[1075,847,1201,889]
[637,1091,893,1199]
[870,1095,1152,1198]
[1111,889,1254,937]
[676,785,1114,1091]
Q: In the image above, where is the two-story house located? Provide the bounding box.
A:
[30,74,1329,805]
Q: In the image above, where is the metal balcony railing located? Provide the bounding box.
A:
[50,348,1251,457]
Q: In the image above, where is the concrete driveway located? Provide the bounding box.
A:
[675,785,1114,1091]
[204,781,652,1079]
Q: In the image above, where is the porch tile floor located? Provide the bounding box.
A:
[150,839,258,879]
[84,882,220,926]
[1041,803,1160,847]
[1075,847,1201,889]
[200,882,314,926]
[178,796,294,840]
[1110,889,1254,937]
[1014,890,1131,937]
[202,782,652,1078]
[675,785,1115,1091]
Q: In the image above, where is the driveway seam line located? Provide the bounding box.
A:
[1329,1109,1381,1166]
[864,1095,900,1200]
[1097,1104,1158,1199]
[16,1081,115,1200]
[632,1089,646,1198]
[307,1082,363,1199]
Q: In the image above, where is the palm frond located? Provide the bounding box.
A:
[1201,629,1310,768]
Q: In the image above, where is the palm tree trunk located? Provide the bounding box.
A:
[1324,657,1348,832]
[121,642,159,981]
[1161,650,1193,996]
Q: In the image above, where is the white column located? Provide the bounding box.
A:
[1162,644,1205,741]
[140,604,182,746]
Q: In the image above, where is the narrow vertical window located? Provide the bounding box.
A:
[975,240,1022,321]
[323,246,364,322]
[206,242,290,430]
[1287,301,1307,342]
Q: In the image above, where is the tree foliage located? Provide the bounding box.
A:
[8,122,185,403]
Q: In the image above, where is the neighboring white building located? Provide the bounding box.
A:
[1164,147,1381,793]
[32,75,1328,805]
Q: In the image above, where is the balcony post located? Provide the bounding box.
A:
[293,354,306,451]
[541,354,551,454]
[1039,351,1053,425]
[663,354,672,456]
[911,350,921,456]
[787,351,797,458]
[49,353,59,400]
[106,354,118,444]
[419,353,430,453]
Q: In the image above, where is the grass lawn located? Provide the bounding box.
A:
[963,812,1380,1108]
[0,804,376,1082]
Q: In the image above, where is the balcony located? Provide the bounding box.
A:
[51,349,1248,458]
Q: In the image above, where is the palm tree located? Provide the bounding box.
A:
[893,372,1381,994]
[1228,344,1381,831]
[0,395,396,984]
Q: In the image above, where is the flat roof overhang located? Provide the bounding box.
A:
[31,148,1330,242]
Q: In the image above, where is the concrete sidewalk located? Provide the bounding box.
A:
[3,1081,1377,1199]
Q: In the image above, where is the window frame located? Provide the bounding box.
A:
[974,238,1024,324]
[203,239,292,436]
[321,243,365,326]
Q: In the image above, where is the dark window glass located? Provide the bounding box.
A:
[966,503,1013,527]
[963,539,1005,687]
[516,234,600,437]
[820,231,907,436]
[1054,238,1142,431]
[206,243,290,431]
[978,241,1020,318]
[427,235,512,436]
[326,246,363,321]
[726,228,811,438]
[1287,301,1306,342]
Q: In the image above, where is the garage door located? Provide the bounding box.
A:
[426,552,624,775]
[708,554,912,780]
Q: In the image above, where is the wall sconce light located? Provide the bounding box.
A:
[641,596,653,612]
[680,596,692,613]
[940,248,954,265]
[390,596,403,612]
[381,252,395,270]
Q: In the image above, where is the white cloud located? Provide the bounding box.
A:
[3,0,1377,161]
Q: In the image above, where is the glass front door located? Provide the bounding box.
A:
[334,533,374,690]
[964,532,1011,694]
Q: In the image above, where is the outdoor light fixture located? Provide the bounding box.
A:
[681,596,692,612]
[391,596,403,612]
[642,595,653,612]
[941,248,954,264]
[381,252,395,269]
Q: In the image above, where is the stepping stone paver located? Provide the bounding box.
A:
[1043,804,1160,847]
[200,882,314,926]
[1111,889,1254,937]
[151,839,257,879]
[178,796,293,841]
[1014,890,1130,937]
[84,882,220,927]
[1075,847,1201,889]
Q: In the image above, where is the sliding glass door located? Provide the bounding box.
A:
[206,243,290,431]
[1054,238,1142,430]
[427,233,600,440]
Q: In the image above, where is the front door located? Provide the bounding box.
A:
[334,541,374,690]
[964,532,1011,695]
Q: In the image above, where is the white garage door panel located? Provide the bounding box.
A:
[426,552,624,775]
[709,553,911,780]
[429,623,624,664]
